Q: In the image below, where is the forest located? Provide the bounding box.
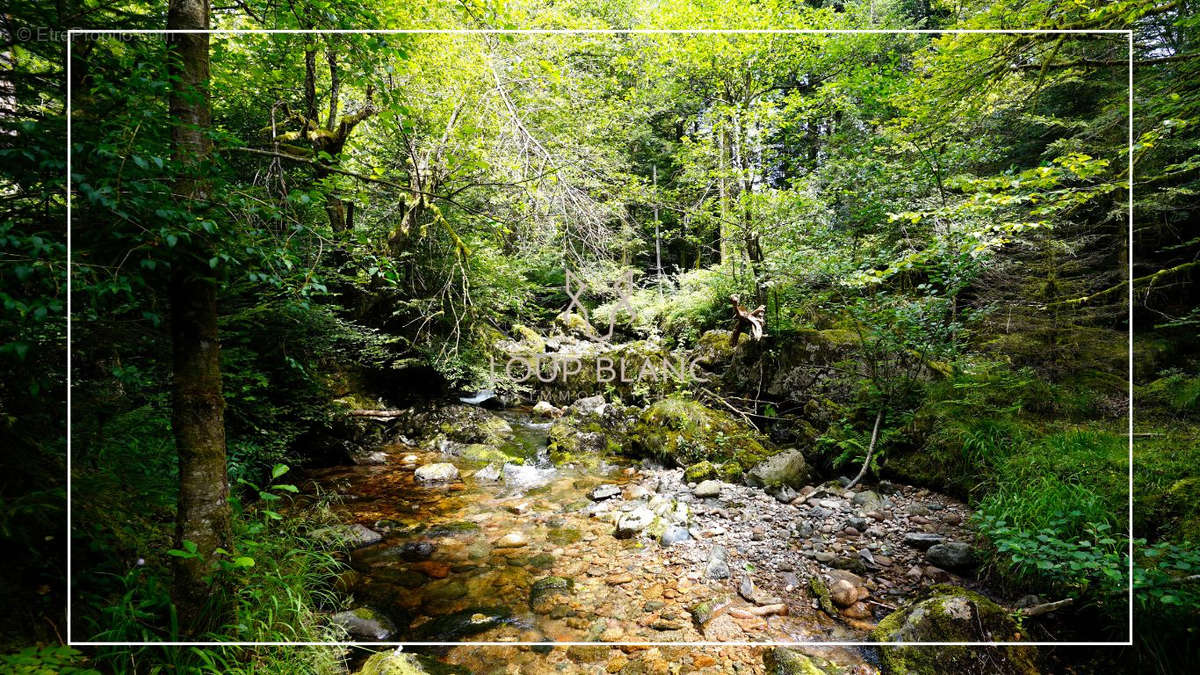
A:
[1,0,1199,673]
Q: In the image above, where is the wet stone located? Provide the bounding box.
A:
[904,532,944,550]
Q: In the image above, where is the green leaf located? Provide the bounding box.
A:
[271,463,289,480]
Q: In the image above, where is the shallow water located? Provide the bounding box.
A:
[301,407,987,672]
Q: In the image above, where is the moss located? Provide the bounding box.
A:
[554,311,599,339]
[808,577,836,617]
[355,651,429,675]
[530,576,575,613]
[547,528,582,545]
[684,461,719,482]
[764,647,845,675]
[870,585,1037,675]
[425,521,481,537]
[719,462,745,482]
[512,324,545,353]
[631,396,774,471]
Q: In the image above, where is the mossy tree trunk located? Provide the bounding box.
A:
[167,0,232,628]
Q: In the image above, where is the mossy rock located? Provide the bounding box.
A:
[512,324,546,353]
[425,521,481,537]
[547,527,582,545]
[398,404,514,446]
[684,460,719,482]
[693,329,747,368]
[355,651,430,675]
[808,577,836,617]
[870,585,1038,674]
[547,420,610,466]
[530,576,575,613]
[554,311,599,339]
[631,396,774,472]
[764,647,845,675]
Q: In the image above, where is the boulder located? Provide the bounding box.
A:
[414,463,459,483]
[398,541,436,561]
[330,607,396,641]
[397,404,514,446]
[747,450,810,489]
[926,542,976,571]
[693,480,722,498]
[829,579,858,608]
[631,397,773,473]
[693,329,746,369]
[554,311,599,339]
[871,585,1038,674]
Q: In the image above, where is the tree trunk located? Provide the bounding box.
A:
[167,0,231,628]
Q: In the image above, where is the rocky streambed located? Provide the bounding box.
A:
[301,396,1038,674]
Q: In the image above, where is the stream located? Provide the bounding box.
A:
[303,406,989,673]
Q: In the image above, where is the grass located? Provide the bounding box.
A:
[68,404,350,673]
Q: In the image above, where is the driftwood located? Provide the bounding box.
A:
[1016,597,1074,618]
[729,294,765,345]
[348,409,406,420]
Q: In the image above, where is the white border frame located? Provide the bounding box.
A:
[66,28,1136,649]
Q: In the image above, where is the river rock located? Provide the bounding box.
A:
[495,532,529,548]
[589,484,622,501]
[872,585,1037,674]
[705,545,730,579]
[904,532,944,550]
[398,541,437,561]
[702,613,745,641]
[474,463,501,482]
[532,400,562,418]
[693,480,722,498]
[660,525,691,545]
[684,461,719,482]
[926,542,975,570]
[829,579,858,607]
[414,463,459,483]
[330,607,396,640]
[410,607,511,641]
[746,450,810,489]
[852,489,882,512]
[769,484,799,503]
[571,395,607,416]
[614,506,656,538]
[529,576,574,613]
[313,523,382,549]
